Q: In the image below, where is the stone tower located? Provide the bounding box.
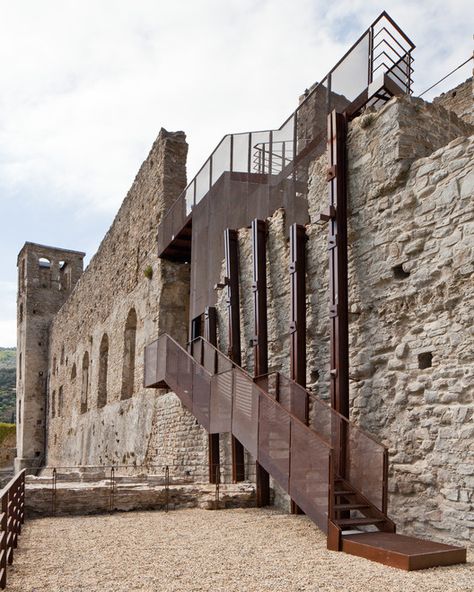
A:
[15,242,85,471]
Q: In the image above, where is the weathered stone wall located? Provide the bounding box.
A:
[45,129,215,477]
[434,76,473,125]
[216,95,474,545]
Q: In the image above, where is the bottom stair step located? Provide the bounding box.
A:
[342,532,466,571]
[336,518,384,527]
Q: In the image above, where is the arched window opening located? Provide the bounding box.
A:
[60,345,65,365]
[97,334,109,408]
[51,390,56,418]
[52,356,57,376]
[59,261,71,291]
[71,363,77,381]
[81,352,89,414]
[19,302,23,323]
[20,258,26,291]
[38,257,51,268]
[39,257,52,288]
[121,308,137,400]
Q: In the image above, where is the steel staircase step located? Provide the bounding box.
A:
[336,517,385,527]
[334,503,369,510]
[334,490,355,496]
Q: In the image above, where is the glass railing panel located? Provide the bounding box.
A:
[250,131,271,175]
[295,79,328,159]
[232,133,250,173]
[211,135,231,185]
[330,32,370,105]
[195,160,211,204]
[272,115,295,175]
[185,183,195,215]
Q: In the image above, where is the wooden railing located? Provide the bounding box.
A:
[0,470,25,589]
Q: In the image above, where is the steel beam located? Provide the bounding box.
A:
[252,219,270,507]
[326,110,349,479]
[289,223,308,392]
[204,306,220,484]
[289,223,308,515]
[224,229,245,482]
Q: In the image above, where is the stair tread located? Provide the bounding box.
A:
[334,503,369,510]
[336,517,385,526]
[334,490,355,495]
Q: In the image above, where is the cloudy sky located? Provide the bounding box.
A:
[0,0,472,346]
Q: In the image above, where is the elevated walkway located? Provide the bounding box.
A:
[144,334,466,570]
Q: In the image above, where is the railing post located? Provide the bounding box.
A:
[109,466,115,513]
[52,468,57,517]
[0,493,6,589]
[19,471,25,526]
[214,464,220,510]
[165,465,170,513]
[382,448,389,515]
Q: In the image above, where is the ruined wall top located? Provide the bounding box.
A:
[433,76,473,125]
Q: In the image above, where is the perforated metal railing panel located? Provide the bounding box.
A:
[289,419,331,532]
[144,335,390,531]
[233,370,259,458]
[258,394,291,491]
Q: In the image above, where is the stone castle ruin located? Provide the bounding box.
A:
[15,12,473,569]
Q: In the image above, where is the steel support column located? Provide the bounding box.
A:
[204,306,220,484]
[289,223,307,515]
[326,110,349,478]
[224,229,245,482]
[252,219,270,507]
[290,223,308,393]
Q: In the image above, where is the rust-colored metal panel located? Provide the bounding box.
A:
[189,173,309,323]
[143,339,158,387]
[232,370,259,458]
[289,419,331,534]
[342,532,466,571]
[347,425,385,510]
[209,369,233,434]
[177,348,193,411]
[192,365,211,431]
[258,393,290,490]
[165,338,179,392]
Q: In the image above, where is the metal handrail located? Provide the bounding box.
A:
[188,337,388,512]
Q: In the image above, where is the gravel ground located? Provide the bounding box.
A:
[7,508,473,592]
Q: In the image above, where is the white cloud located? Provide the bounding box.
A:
[0,0,472,346]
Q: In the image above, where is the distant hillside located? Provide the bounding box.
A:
[0,348,16,423]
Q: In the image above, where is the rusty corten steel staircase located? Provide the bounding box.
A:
[144,335,466,570]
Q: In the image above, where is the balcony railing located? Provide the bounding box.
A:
[158,11,414,241]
